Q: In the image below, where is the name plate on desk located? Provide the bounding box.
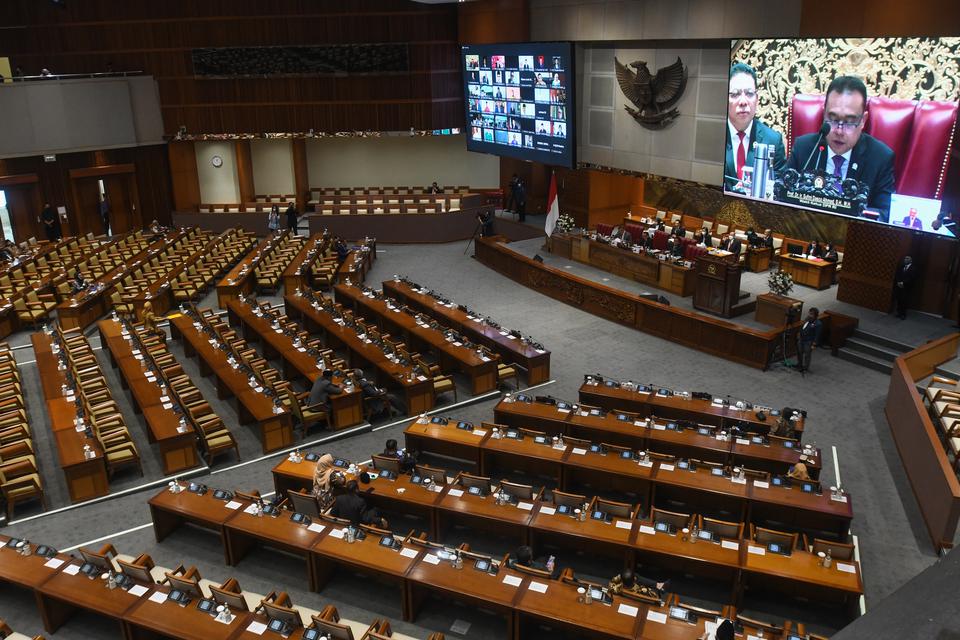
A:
[646,611,667,624]
[618,603,639,617]
[502,574,522,587]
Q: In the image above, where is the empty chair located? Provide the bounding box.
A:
[117,552,168,584]
[752,525,800,551]
[650,507,692,530]
[288,489,322,517]
[698,516,744,540]
[807,536,855,561]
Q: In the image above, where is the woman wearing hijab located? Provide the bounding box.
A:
[787,461,811,481]
[141,301,166,341]
[312,453,342,510]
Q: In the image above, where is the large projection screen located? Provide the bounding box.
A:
[724,38,959,237]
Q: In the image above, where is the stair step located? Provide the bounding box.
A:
[851,329,914,353]
[844,338,903,362]
[934,363,960,380]
[837,347,893,375]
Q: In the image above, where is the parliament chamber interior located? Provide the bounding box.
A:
[0,1,959,639]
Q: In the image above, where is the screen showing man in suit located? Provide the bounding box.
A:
[724,63,785,194]
[725,37,960,237]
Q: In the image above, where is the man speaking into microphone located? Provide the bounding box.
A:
[786,75,896,221]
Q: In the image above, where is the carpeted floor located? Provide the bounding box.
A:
[0,236,954,639]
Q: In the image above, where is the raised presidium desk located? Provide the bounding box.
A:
[283,291,435,415]
[475,236,860,371]
[547,233,697,297]
[225,298,363,429]
[333,282,500,394]
[168,313,294,453]
[98,319,201,475]
[145,483,859,639]
[779,254,837,290]
[31,331,109,503]
[382,278,551,385]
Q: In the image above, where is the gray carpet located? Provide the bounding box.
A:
[0,237,950,639]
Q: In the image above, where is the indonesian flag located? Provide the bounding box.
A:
[544,171,559,236]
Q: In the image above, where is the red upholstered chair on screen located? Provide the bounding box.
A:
[596,223,614,236]
[788,94,958,199]
[652,231,670,251]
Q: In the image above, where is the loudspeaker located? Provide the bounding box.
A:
[533,254,544,263]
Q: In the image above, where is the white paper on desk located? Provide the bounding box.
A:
[127,584,149,597]
[224,500,242,510]
[307,523,326,533]
[480,356,491,362]
[162,402,173,410]
[499,331,509,336]
[472,429,487,437]
[659,464,675,472]
[254,386,264,393]
[417,375,427,382]
[506,335,517,340]
[400,547,418,559]
[637,460,653,468]
[145,374,155,381]
[646,611,668,624]
[721,540,740,551]
[731,477,747,485]
[149,591,167,603]
[160,395,170,403]
[539,506,556,516]
[297,347,306,352]
[424,554,440,565]
[837,562,857,574]
[634,420,648,427]
[638,525,656,535]
[44,558,64,569]
[243,504,259,515]
[535,349,546,354]
[502,574,522,587]
[557,408,570,414]
[736,438,751,445]
[448,488,464,497]
[517,501,533,511]
[452,342,462,347]
[831,494,849,503]
[328,528,345,539]
[571,447,587,456]
[618,603,639,617]
[615,520,632,530]
[753,480,769,489]
[748,545,766,555]
[528,581,548,593]
[653,423,666,431]
[246,620,268,635]
[63,564,81,575]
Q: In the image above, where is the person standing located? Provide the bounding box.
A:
[515,178,527,222]
[894,255,917,319]
[285,201,298,234]
[99,195,111,236]
[797,307,822,373]
[267,204,280,232]
[40,203,61,241]
[504,173,519,214]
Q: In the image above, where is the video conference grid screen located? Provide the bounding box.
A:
[724,37,960,237]
[462,42,575,168]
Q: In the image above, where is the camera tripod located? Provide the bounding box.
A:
[463,220,483,255]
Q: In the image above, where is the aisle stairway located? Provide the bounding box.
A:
[836,329,915,375]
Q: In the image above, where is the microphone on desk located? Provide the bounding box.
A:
[800,123,832,173]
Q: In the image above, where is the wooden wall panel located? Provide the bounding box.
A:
[292,139,308,212]
[458,0,530,44]
[800,0,960,37]
[837,221,913,312]
[0,1,464,134]
[234,141,255,205]
[168,142,201,212]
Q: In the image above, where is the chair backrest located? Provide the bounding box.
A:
[753,526,799,550]
[595,223,614,237]
[414,464,447,485]
[457,472,490,492]
[651,507,691,530]
[261,595,302,629]
[79,544,115,570]
[811,537,855,561]
[552,489,586,508]
[165,568,203,597]
[371,454,401,473]
[117,555,155,583]
[210,583,249,611]
[288,489,321,517]
[309,616,354,640]
[595,497,633,519]
[498,480,534,500]
[700,516,743,540]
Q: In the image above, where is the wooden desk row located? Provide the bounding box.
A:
[225,299,363,429]
[336,237,377,285]
[147,488,835,638]
[334,282,499,395]
[284,291,435,415]
[168,314,294,453]
[98,319,201,475]
[31,331,110,503]
[382,278,551,385]
[577,378,807,438]
[401,416,850,541]
[498,394,813,472]
[779,254,837,290]
[0,534,421,640]
[216,229,297,308]
[548,234,697,297]
[57,229,187,331]
[281,232,332,294]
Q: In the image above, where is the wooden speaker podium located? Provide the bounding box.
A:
[693,255,742,317]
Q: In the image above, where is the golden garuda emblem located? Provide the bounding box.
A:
[614,56,687,130]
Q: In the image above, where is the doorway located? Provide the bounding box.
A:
[0,190,13,242]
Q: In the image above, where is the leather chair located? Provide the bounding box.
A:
[652,231,670,251]
[625,223,644,240]
[790,94,958,198]
[595,223,614,237]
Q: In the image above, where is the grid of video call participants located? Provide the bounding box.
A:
[465,52,568,154]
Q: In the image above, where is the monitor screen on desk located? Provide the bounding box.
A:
[462,42,575,168]
[724,37,959,237]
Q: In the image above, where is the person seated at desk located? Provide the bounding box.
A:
[763,228,775,248]
[328,479,388,528]
[699,619,735,640]
[308,369,342,409]
[805,240,822,258]
[693,231,704,245]
[671,223,686,238]
[334,236,349,265]
[668,237,684,258]
[427,182,444,195]
[700,227,712,247]
[353,369,403,418]
[509,545,556,576]
[69,269,88,293]
[141,301,166,341]
[652,219,666,233]
[608,568,666,600]
[787,461,811,481]
[719,233,742,256]
[383,438,417,472]
[312,453,344,508]
[0,240,19,262]
[610,226,632,246]
[822,242,839,262]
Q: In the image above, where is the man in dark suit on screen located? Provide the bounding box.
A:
[787,75,895,221]
[724,63,785,192]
